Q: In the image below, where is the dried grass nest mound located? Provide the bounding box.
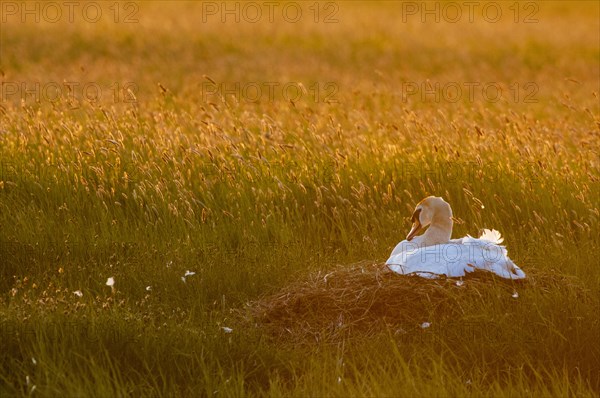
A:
[244,261,582,344]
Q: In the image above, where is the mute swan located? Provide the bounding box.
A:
[386,196,526,279]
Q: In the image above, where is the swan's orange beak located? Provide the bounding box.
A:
[406,220,422,241]
[406,208,422,241]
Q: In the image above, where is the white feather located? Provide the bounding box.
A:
[478,228,504,244]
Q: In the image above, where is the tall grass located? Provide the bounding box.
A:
[1,1,599,396]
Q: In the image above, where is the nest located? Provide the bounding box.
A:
[243,261,571,345]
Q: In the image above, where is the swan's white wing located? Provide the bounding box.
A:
[452,238,525,279]
[386,238,526,280]
[386,243,477,278]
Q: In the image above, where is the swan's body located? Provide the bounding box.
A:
[386,197,525,279]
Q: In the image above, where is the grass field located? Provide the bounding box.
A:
[1,1,599,396]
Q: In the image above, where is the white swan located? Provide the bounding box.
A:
[386,196,526,279]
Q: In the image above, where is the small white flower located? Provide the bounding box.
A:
[106,277,115,287]
[73,290,83,297]
[31,357,37,365]
[512,291,519,298]
[146,286,152,291]
[222,327,233,333]
[421,322,431,329]
[456,280,464,287]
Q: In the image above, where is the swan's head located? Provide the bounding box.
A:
[406,196,452,241]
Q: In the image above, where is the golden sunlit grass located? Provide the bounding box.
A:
[0,1,599,396]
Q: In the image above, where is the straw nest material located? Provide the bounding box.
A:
[243,261,576,345]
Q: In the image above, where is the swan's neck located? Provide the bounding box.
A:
[423,206,453,246]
